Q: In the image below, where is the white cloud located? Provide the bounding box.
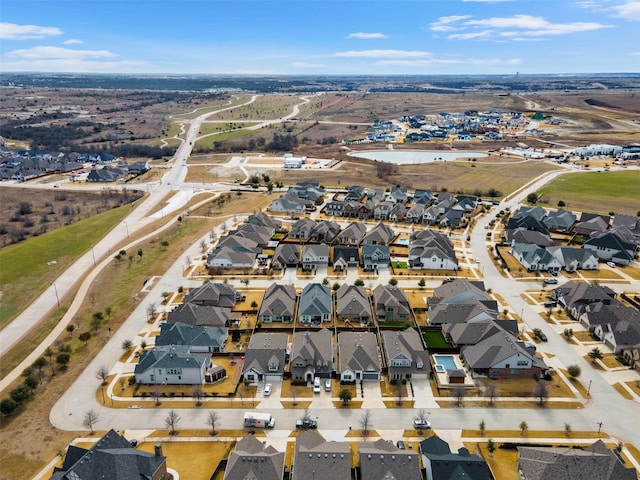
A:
[62,39,83,45]
[613,1,640,20]
[0,22,63,40]
[430,15,471,32]
[376,57,521,67]
[348,32,389,39]
[292,61,324,68]
[335,49,431,58]
[7,46,117,60]
[448,30,494,40]
[631,51,640,55]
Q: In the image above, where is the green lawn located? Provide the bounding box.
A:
[538,170,640,216]
[423,330,452,349]
[0,204,132,327]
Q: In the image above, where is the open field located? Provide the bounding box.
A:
[537,170,640,216]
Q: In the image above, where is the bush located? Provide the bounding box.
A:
[0,398,18,415]
[24,375,39,389]
[10,385,33,404]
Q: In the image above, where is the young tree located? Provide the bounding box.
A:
[291,386,298,407]
[533,381,549,406]
[388,278,398,286]
[486,384,498,407]
[487,439,496,458]
[33,356,47,383]
[567,364,581,381]
[339,388,353,406]
[165,409,181,435]
[588,347,603,364]
[479,419,486,437]
[153,384,162,406]
[56,352,70,370]
[207,411,220,436]
[564,422,572,437]
[96,366,109,385]
[526,192,538,204]
[140,339,147,350]
[360,409,372,440]
[454,385,465,407]
[395,381,404,406]
[418,278,426,289]
[45,346,55,375]
[66,324,75,335]
[520,421,529,436]
[193,385,204,407]
[354,278,365,287]
[83,409,99,435]
[146,302,157,320]
[122,339,133,351]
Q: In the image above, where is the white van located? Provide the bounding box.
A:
[313,377,321,393]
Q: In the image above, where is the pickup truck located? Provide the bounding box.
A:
[296,419,318,429]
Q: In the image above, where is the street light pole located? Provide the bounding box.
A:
[91,246,96,266]
[52,283,60,306]
[587,379,592,396]
[123,221,130,238]
[597,421,603,434]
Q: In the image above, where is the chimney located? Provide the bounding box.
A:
[155,444,163,457]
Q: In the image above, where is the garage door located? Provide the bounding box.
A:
[362,372,379,380]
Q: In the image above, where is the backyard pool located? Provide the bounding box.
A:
[434,354,458,371]
[350,150,488,164]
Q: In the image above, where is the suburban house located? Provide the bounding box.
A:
[517,440,637,480]
[302,243,330,270]
[583,226,638,265]
[387,186,409,204]
[335,284,371,325]
[206,236,260,269]
[574,213,610,237]
[271,243,301,270]
[184,282,239,307]
[510,243,563,272]
[381,328,430,380]
[325,200,345,217]
[547,246,599,271]
[428,297,498,326]
[332,245,360,272]
[224,434,285,480]
[443,319,518,348]
[287,182,326,203]
[362,245,390,271]
[543,208,576,232]
[233,223,274,246]
[552,281,616,320]
[406,203,425,223]
[461,328,546,379]
[420,436,491,480]
[242,332,289,384]
[298,283,332,324]
[86,165,127,182]
[507,227,554,247]
[267,193,310,214]
[289,218,317,241]
[506,206,549,235]
[134,345,212,385]
[155,322,228,353]
[388,203,408,222]
[373,285,412,323]
[166,303,237,328]
[248,212,282,232]
[310,220,341,243]
[595,315,640,355]
[363,222,395,245]
[374,201,393,221]
[291,431,350,480]
[414,189,434,205]
[613,213,640,239]
[50,430,167,480]
[338,331,381,382]
[337,221,367,245]
[359,439,421,480]
[346,185,366,201]
[408,229,458,270]
[290,329,333,381]
[259,284,297,323]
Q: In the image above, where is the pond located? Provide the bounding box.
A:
[350,150,488,164]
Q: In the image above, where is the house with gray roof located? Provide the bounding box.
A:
[288,182,326,202]
[224,434,285,480]
[409,229,458,270]
[335,284,371,325]
[135,345,212,385]
[359,439,421,480]
[584,226,637,265]
[292,431,350,480]
[386,186,409,204]
[155,322,228,353]
[511,243,562,272]
[388,203,407,222]
[166,303,237,328]
[574,213,610,237]
[324,200,345,217]
[406,203,425,223]
[461,328,546,379]
[547,246,599,271]
[310,220,341,243]
[363,222,395,245]
[50,429,167,480]
[429,297,497,326]
[302,243,329,270]
[290,329,333,382]
[268,193,309,214]
[443,319,518,347]
[338,331,381,382]
[337,221,367,245]
[373,200,393,220]
[332,245,359,272]
[233,223,274,246]
[420,436,491,480]
[248,212,281,231]
[517,440,636,480]
[298,283,332,324]
[613,213,640,239]
[207,246,256,268]
[346,185,366,201]
[382,328,430,380]
[543,208,576,232]
[259,284,297,323]
[507,227,554,247]
[430,279,489,306]
[414,189,434,205]
[242,332,289,383]
[184,282,239,307]
[271,243,300,270]
[373,285,411,323]
[553,281,616,320]
[362,245,390,271]
[289,218,317,240]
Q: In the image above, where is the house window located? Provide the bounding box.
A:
[417,362,423,369]
[268,363,278,372]
[344,374,352,380]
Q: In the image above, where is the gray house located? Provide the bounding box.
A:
[298,283,332,324]
[292,431,350,480]
[289,218,317,240]
[373,284,412,323]
[337,221,367,245]
[420,436,491,480]
[362,244,390,271]
[224,434,285,480]
[332,245,359,272]
[271,243,301,270]
[338,331,381,382]
[302,243,329,270]
[363,222,395,245]
[166,303,237,328]
[155,322,228,353]
[360,439,421,480]
[381,328,430,380]
[259,284,297,323]
[184,282,239,307]
[290,329,333,381]
[134,345,211,385]
[242,332,289,384]
[335,284,371,325]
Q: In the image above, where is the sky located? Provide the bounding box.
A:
[1,0,639,75]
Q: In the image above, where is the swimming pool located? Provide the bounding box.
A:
[434,354,458,371]
[350,150,488,164]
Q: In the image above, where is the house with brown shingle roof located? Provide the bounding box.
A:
[335,284,371,325]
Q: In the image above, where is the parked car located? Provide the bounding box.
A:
[313,377,321,394]
[550,270,558,276]
[324,379,332,392]
[538,332,548,342]
[543,301,557,308]
[263,384,272,396]
[296,419,318,429]
[413,419,432,429]
[544,278,558,284]
[396,440,406,450]
[607,262,616,268]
